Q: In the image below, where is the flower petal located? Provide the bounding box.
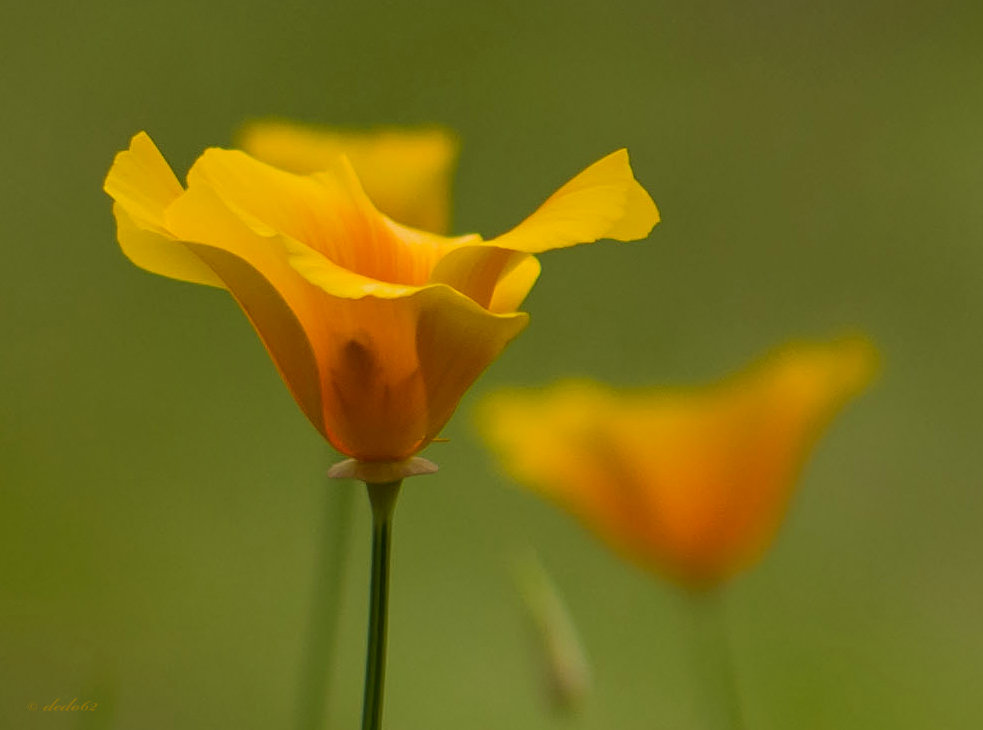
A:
[284,236,426,300]
[479,382,636,555]
[479,336,878,587]
[237,120,458,233]
[187,148,454,285]
[313,290,528,461]
[488,149,659,253]
[413,286,530,445]
[487,254,542,313]
[104,132,223,287]
[182,241,326,437]
[619,336,878,584]
[427,245,536,310]
[293,250,529,459]
[171,183,529,461]
[104,131,182,230]
[163,182,329,437]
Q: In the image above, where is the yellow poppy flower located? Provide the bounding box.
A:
[478,337,877,588]
[104,132,659,464]
[237,120,458,234]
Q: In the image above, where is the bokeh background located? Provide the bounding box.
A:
[3,1,982,728]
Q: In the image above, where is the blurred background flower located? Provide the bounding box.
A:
[238,121,458,233]
[478,336,877,588]
[480,335,877,728]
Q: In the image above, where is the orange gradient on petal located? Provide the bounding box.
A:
[479,337,878,587]
[105,130,659,462]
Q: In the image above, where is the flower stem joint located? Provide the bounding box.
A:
[327,456,439,484]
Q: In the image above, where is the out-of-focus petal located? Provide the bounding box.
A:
[237,120,458,233]
[479,336,878,587]
[623,336,878,584]
[479,382,635,554]
[488,149,659,254]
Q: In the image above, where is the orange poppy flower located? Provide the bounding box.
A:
[104,131,658,464]
[237,121,458,234]
[478,337,877,587]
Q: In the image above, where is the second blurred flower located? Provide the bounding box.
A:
[479,336,878,588]
[238,120,458,234]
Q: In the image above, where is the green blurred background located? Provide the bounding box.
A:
[3,0,982,728]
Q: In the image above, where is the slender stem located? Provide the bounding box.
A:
[687,588,746,730]
[295,485,356,730]
[361,480,401,730]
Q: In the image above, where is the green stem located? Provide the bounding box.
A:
[361,480,401,730]
[295,485,355,730]
[688,588,747,730]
